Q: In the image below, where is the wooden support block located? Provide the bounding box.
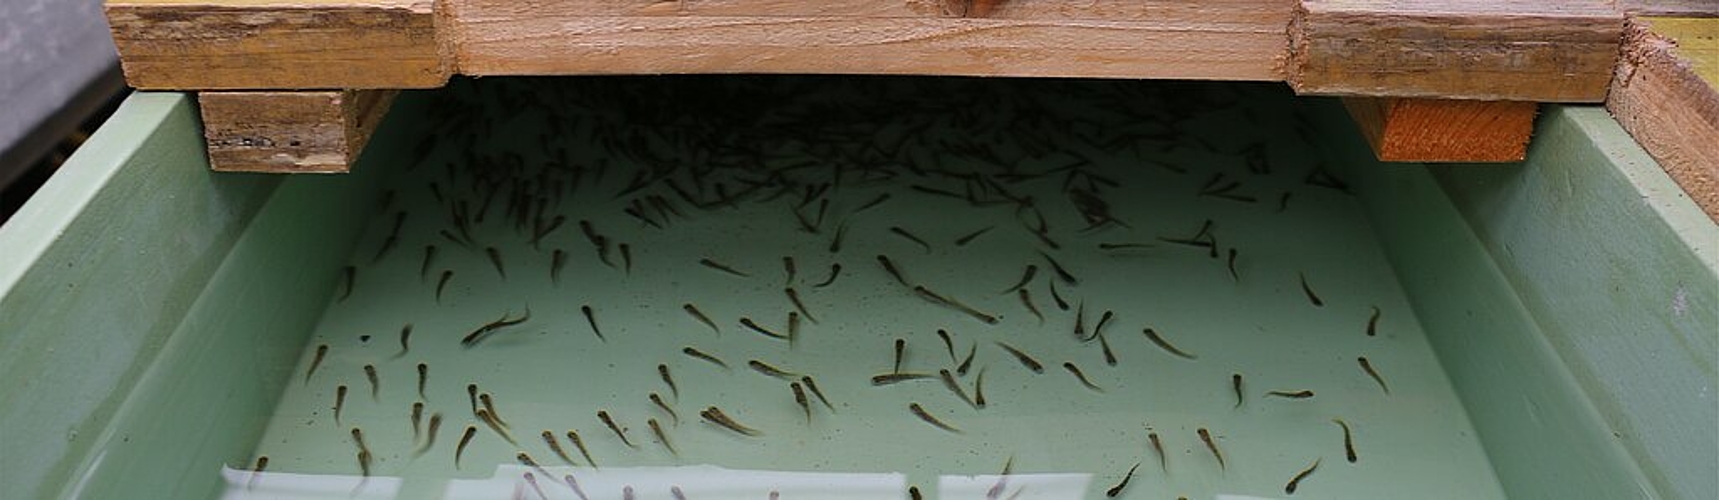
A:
[199,90,398,173]
[1289,0,1623,102]
[1342,98,1538,163]
[106,0,449,90]
[1607,18,1719,222]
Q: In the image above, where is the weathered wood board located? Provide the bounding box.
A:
[199,90,398,173]
[1607,18,1719,222]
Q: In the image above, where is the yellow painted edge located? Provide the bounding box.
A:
[1643,17,1719,89]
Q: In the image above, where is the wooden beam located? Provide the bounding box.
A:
[448,0,1294,81]
[1607,18,1719,222]
[1342,98,1539,163]
[1289,0,1623,102]
[199,90,398,173]
[106,0,450,90]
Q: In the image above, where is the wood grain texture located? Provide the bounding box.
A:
[1289,0,1624,102]
[107,0,449,89]
[448,1,1293,80]
[1607,19,1719,222]
[1343,97,1538,162]
[199,90,398,173]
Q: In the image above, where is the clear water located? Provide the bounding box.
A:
[233,78,1505,499]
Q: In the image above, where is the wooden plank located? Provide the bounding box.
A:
[1342,97,1537,162]
[445,0,1274,22]
[106,0,449,90]
[448,3,1293,80]
[1607,18,1719,222]
[199,90,398,173]
[1288,0,1623,102]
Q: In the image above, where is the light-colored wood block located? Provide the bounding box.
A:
[106,0,449,90]
[1289,0,1623,102]
[199,90,398,173]
[1342,98,1539,163]
[1607,18,1719,222]
[448,0,1293,81]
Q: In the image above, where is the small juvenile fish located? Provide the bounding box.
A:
[551,249,567,285]
[581,305,605,341]
[699,258,749,277]
[1198,428,1226,470]
[598,410,636,447]
[827,221,850,253]
[658,364,678,399]
[525,471,550,500]
[1268,390,1316,399]
[791,382,812,422]
[351,427,371,457]
[648,418,676,455]
[1285,458,1321,494]
[812,263,842,288]
[683,304,719,335]
[467,383,479,414]
[877,255,910,286]
[420,245,437,281]
[1098,333,1118,366]
[748,360,799,379]
[566,430,598,468]
[954,226,994,246]
[783,256,797,286]
[937,329,957,363]
[1048,280,1071,311]
[957,343,978,375]
[801,375,835,410]
[1148,428,1166,472]
[364,364,380,400]
[436,270,454,303]
[1227,248,1240,282]
[394,324,413,358]
[700,406,761,436]
[1062,362,1104,392]
[334,385,347,425]
[1232,373,1245,408]
[1018,289,1044,324]
[460,308,532,346]
[1001,265,1038,294]
[737,317,786,340]
[356,450,371,477]
[416,363,428,399]
[787,312,802,347]
[543,430,578,465]
[973,368,988,408]
[1334,418,1357,462]
[477,408,517,444]
[890,226,932,253]
[893,338,907,373]
[412,402,424,439]
[681,347,728,369]
[1038,251,1078,285]
[872,372,937,385]
[486,246,506,278]
[1358,356,1390,394]
[247,456,268,490]
[563,474,592,500]
[995,342,1045,373]
[415,413,442,456]
[1299,272,1324,307]
[909,486,924,500]
[517,452,552,481]
[940,369,977,407]
[1096,242,1154,250]
[1105,462,1142,497]
[1073,303,1087,340]
[480,393,509,427]
[785,287,816,323]
[1142,328,1198,360]
[305,344,329,383]
[339,265,356,302]
[1367,306,1381,336]
[908,402,961,433]
[455,425,477,468]
[913,286,999,324]
[650,392,680,424]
